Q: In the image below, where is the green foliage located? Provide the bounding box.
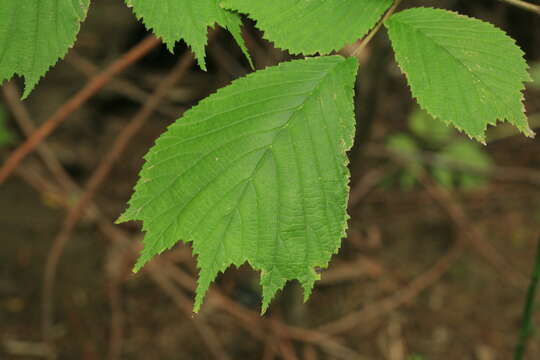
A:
[409,107,453,145]
[0,0,535,312]
[407,355,426,360]
[0,104,15,146]
[386,108,492,190]
[386,7,532,142]
[125,0,250,70]
[434,141,492,190]
[0,0,90,98]
[386,133,422,190]
[118,56,358,312]
[222,0,392,55]
[530,62,540,89]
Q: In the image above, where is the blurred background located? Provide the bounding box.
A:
[1,0,540,359]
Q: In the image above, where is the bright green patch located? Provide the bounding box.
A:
[223,0,392,55]
[118,56,359,312]
[126,0,250,69]
[0,0,90,98]
[386,7,532,142]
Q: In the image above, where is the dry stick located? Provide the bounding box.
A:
[145,263,231,360]
[318,166,477,335]
[0,35,160,185]
[419,171,528,287]
[18,165,231,360]
[2,83,76,193]
[368,145,529,286]
[161,264,360,360]
[41,52,195,348]
[318,232,465,335]
[498,0,540,15]
[20,159,356,360]
[66,52,182,118]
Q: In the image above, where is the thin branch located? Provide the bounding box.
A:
[514,235,540,360]
[498,0,540,15]
[65,52,183,118]
[351,0,403,57]
[2,83,76,193]
[0,35,160,184]
[317,236,464,335]
[41,51,195,351]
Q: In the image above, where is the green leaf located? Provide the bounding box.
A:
[0,0,90,98]
[125,0,250,70]
[436,140,492,190]
[409,107,453,145]
[386,133,422,190]
[385,7,533,142]
[118,55,359,313]
[530,62,540,89]
[222,0,392,55]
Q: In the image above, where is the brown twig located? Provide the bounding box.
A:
[145,263,231,360]
[317,237,464,335]
[17,163,230,360]
[2,82,76,193]
[65,52,183,118]
[497,0,540,15]
[0,35,160,184]
[160,262,360,360]
[41,51,195,349]
[351,0,403,57]
[364,145,529,286]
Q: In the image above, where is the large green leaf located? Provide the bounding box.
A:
[385,7,533,142]
[0,0,90,98]
[125,0,250,70]
[222,0,392,55]
[118,56,358,312]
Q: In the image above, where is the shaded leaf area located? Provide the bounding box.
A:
[0,0,90,98]
[222,0,392,55]
[386,7,533,142]
[119,56,359,312]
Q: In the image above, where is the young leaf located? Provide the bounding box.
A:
[409,108,453,145]
[125,0,250,70]
[0,0,90,98]
[118,56,358,313]
[222,0,392,55]
[385,7,533,142]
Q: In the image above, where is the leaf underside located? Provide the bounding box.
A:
[0,0,90,98]
[125,0,250,70]
[118,56,359,313]
[222,0,393,55]
[385,7,533,142]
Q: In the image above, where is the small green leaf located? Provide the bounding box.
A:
[0,0,90,98]
[386,7,533,142]
[118,56,359,313]
[125,0,250,70]
[409,108,453,145]
[436,140,492,190]
[386,133,423,190]
[530,62,540,89]
[222,0,392,55]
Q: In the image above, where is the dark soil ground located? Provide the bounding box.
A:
[1,0,540,359]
